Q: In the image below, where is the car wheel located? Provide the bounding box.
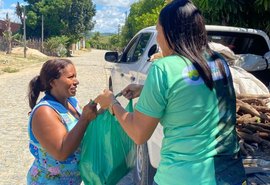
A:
[135,143,156,185]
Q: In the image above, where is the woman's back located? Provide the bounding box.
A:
[136,54,246,185]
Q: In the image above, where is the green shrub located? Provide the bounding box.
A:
[44,36,69,56]
[2,67,19,73]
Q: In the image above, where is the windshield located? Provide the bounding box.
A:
[207,31,269,56]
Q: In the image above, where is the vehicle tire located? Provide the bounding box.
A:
[135,143,156,185]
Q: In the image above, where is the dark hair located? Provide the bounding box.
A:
[28,59,73,109]
[159,0,227,89]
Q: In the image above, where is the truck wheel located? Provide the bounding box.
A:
[135,143,156,185]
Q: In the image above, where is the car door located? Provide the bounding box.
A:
[112,32,154,106]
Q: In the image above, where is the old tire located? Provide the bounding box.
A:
[135,143,156,185]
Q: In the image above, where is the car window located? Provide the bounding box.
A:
[125,32,152,63]
[207,31,269,56]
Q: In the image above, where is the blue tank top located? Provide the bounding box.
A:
[27,93,82,185]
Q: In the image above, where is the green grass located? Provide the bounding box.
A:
[2,67,20,73]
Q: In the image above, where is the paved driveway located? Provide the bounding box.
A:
[0,49,135,185]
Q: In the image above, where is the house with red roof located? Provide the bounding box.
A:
[0,20,21,37]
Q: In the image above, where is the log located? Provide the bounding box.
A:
[237,99,260,116]
[238,127,255,134]
[243,123,270,134]
[236,130,262,143]
[249,122,270,130]
[241,98,266,107]
[243,142,256,154]
[252,105,270,113]
[236,99,270,121]
[237,94,270,99]
[236,95,270,158]
[239,139,249,156]
[256,132,270,140]
[237,116,260,124]
[237,114,252,123]
[236,104,240,112]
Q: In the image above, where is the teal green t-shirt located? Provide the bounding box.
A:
[135,55,246,185]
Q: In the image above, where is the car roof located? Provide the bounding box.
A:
[142,25,268,36]
[139,25,270,50]
[206,25,269,41]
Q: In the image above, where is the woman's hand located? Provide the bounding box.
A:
[80,100,97,122]
[95,89,115,109]
[150,51,163,61]
[122,84,144,100]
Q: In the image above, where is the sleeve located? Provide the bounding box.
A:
[135,64,167,118]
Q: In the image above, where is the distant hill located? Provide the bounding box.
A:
[86,31,115,39]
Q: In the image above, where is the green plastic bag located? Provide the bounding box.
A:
[79,100,136,185]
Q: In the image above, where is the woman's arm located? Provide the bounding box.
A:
[112,103,159,144]
[95,89,159,144]
[32,102,97,161]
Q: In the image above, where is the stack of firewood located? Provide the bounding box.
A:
[236,94,270,158]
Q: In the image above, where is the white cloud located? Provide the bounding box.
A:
[0,9,20,23]
[93,6,127,33]
[93,0,136,8]
[10,3,17,8]
[92,0,138,33]
[0,1,26,23]
[0,0,138,33]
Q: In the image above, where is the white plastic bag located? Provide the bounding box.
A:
[229,66,269,95]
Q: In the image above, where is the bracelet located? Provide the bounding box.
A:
[108,99,120,115]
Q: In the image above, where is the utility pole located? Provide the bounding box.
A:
[41,14,44,53]
[125,11,127,22]
[117,24,121,45]
[23,5,26,58]
[117,24,120,39]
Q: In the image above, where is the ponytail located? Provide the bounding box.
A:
[28,75,42,109]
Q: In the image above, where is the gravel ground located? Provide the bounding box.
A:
[0,49,135,185]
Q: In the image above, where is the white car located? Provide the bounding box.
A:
[104,25,270,184]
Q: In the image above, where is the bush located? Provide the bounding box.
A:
[85,41,91,49]
[44,36,69,56]
[2,67,19,73]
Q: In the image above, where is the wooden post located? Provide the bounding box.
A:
[41,14,44,52]
[23,6,26,58]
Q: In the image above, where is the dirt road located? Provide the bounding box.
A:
[0,49,113,185]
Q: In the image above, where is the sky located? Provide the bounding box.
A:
[0,0,137,33]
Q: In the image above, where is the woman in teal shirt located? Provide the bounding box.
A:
[95,0,246,184]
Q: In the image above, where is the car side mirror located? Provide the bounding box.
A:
[148,44,158,58]
[147,44,159,62]
[104,52,118,62]
[264,51,270,63]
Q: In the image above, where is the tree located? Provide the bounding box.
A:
[16,0,96,40]
[15,2,24,24]
[193,0,270,35]
[122,0,270,47]
[109,34,121,51]
[3,13,12,54]
[88,32,101,48]
[66,0,96,52]
[121,0,166,46]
